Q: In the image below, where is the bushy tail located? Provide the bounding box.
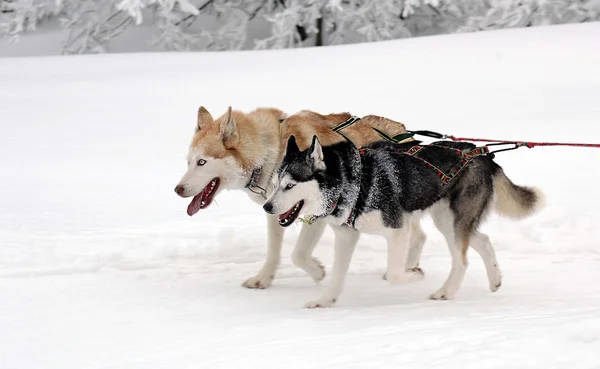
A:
[492,167,544,219]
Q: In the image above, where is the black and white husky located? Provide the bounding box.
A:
[263,135,543,308]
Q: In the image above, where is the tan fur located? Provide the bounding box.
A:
[191,106,286,172]
[281,110,409,154]
[192,107,409,176]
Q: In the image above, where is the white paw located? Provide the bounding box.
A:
[489,266,503,292]
[490,276,502,292]
[308,258,326,283]
[384,267,425,285]
[304,298,336,309]
[293,256,326,283]
[429,288,455,300]
[242,272,274,289]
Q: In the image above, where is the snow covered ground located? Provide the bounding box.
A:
[2,22,600,368]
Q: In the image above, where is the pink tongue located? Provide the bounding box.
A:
[187,194,203,216]
[278,206,295,221]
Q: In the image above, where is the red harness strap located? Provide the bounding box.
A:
[360,144,490,186]
[403,144,490,185]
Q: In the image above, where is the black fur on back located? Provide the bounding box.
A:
[359,139,499,229]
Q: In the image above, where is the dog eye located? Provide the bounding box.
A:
[285,183,295,190]
[197,159,206,166]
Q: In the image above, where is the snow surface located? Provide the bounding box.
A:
[2,22,600,368]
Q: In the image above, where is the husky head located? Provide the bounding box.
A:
[264,135,341,227]
[174,106,248,216]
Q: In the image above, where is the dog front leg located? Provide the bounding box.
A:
[291,220,327,283]
[304,226,360,308]
[385,219,427,280]
[242,214,285,289]
[406,219,426,271]
[384,225,425,285]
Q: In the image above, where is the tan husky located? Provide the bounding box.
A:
[174,106,503,294]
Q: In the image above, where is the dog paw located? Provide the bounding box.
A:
[384,268,425,285]
[304,299,335,309]
[241,273,274,289]
[429,289,455,300]
[292,256,326,283]
[489,269,503,293]
[490,280,502,293]
[310,258,326,282]
[302,257,326,283]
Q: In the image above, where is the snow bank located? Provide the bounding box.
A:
[1,23,600,369]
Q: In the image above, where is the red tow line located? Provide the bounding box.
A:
[447,135,600,149]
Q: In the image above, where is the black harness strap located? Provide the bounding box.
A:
[345,208,358,228]
[371,127,410,144]
[332,115,361,132]
[372,128,448,144]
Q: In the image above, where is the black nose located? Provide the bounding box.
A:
[174,185,185,196]
[263,202,273,213]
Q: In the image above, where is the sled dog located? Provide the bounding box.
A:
[174,106,426,288]
[263,135,543,308]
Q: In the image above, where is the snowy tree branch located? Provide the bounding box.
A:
[175,0,215,27]
[2,0,599,53]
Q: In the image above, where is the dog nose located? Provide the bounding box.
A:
[263,202,273,213]
[174,185,185,196]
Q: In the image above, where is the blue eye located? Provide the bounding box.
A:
[285,183,296,190]
[197,159,206,166]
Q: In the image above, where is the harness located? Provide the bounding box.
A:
[244,118,287,199]
[331,115,362,133]
[300,116,493,228]
[358,143,491,185]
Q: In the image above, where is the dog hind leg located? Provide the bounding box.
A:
[304,226,360,308]
[429,201,468,300]
[469,231,502,292]
[291,220,328,283]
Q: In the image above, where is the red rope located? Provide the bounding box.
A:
[447,136,600,149]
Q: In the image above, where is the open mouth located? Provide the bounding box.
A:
[187,178,220,216]
[278,200,304,227]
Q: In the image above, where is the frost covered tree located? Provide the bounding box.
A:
[62,0,205,53]
[1,0,599,54]
[460,0,600,32]
[255,0,469,49]
[0,0,63,38]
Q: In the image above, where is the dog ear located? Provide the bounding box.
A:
[285,135,300,155]
[308,135,326,170]
[197,106,213,131]
[221,106,240,148]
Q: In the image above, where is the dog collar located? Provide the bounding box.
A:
[301,197,340,225]
[245,166,267,199]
